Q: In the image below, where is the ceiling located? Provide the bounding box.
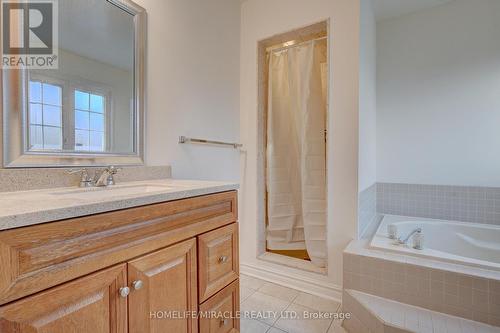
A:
[372,0,455,21]
[59,0,134,71]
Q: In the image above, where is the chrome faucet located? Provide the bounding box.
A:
[397,228,422,246]
[68,166,121,187]
[94,166,121,187]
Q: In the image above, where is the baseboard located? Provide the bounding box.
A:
[240,261,342,303]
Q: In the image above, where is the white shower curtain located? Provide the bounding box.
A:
[266,40,327,267]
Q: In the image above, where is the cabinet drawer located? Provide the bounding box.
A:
[198,223,239,302]
[199,280,240,333]
[0,191,237,305]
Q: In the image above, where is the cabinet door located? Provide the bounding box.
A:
[0,264,127,333]
[128,238,198,333]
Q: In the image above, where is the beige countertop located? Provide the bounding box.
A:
[0,179,239,231]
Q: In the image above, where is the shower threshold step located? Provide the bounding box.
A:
[342,289,500,333]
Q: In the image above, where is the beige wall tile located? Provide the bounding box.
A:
[430,269,445,282]
[458,286,473,308]
[472,277,489,291]
[472,289,489,313]
[490,280,500,294]
[444,271,460,285]
[458,275,474,289]
[489,314,500,327]
[444,283,459,296]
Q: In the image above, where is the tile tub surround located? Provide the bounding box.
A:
[377,183,500,225]
[0,165,172,192]
[343,242,500,327]
[358,183,380,239]
[0,179,239,230]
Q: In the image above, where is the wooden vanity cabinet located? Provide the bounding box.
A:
[0,191,239,333]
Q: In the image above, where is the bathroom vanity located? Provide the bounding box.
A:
[0,180,240,333]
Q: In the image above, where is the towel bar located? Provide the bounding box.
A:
[178,136,243,149]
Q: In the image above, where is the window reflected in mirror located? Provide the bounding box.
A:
[74,90,106,152]
[28,81,63,151]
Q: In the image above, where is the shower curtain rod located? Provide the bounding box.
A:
[268,36,327,54]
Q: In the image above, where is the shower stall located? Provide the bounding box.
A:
[263,22,329,268]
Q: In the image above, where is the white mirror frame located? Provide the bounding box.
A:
[0,0,146,168]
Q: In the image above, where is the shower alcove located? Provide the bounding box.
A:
[256,21,329,274]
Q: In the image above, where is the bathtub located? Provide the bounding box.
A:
[370,215,500,271]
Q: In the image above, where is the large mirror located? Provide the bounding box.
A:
[2,0,146,167]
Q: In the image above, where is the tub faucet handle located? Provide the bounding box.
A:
[387,224,397,239]
[397,228,422,246]
[412,231,424,250]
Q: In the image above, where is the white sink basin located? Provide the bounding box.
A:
[49,184,176,198]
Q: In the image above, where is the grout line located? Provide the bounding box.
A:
[325,317,335,333]
[270,301,294,333]
[290,291,300,303]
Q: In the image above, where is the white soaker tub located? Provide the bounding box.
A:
[370,215,500,271]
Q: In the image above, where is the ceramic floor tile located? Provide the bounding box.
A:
[258,282,300,302]
[293,292,341,313]
[240,291,291,326]
[327,320,348,333]
[241,274,267,290]
[241,285,258,303]
[274,303,334,333]
[240,318,271,333]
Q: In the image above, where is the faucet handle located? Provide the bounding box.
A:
[66,168,93,187]
[66,168,90,179]
[106,166,121,175]
[99,166,121,186]
[66,168,87,175]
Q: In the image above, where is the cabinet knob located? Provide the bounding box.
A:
[220,318,229,326]
[218,255,228,263]
[119,286,130,298]
[132,280,144,290]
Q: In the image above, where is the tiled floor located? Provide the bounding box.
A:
[240,274,347,333]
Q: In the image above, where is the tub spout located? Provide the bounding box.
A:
[397,228,422,246]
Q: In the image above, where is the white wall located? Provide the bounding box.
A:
[135,0,241,181]
[359,0,377,192]
[240,0,360,292]
[377,0,500,187]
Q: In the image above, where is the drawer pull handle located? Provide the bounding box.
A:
[119,286,130,298]
[132,280,144,290]
[218,256,228,263]
[220,318,229,326]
